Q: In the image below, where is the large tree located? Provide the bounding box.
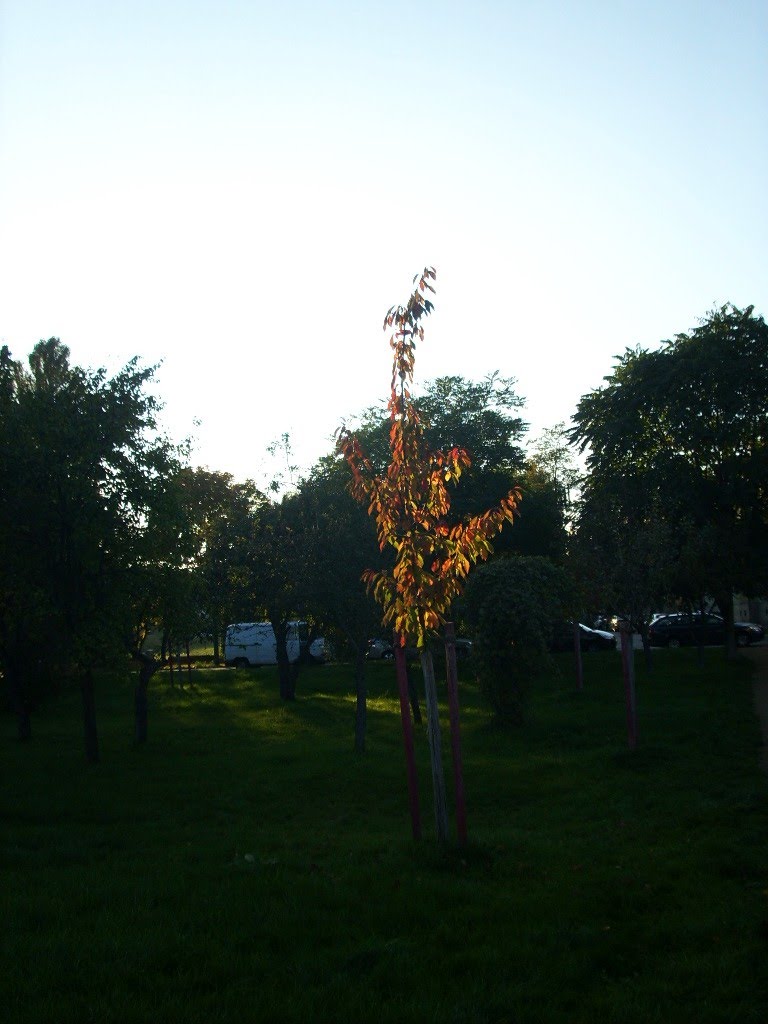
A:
[175,468,265,663]
[293,464,384,751]
[347,372,527,510]
[344,375,569,560]
[571,304,768,657]
[0,339,183,756]
[464,555,572,724]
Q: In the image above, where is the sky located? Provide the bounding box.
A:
[1,0,766,488]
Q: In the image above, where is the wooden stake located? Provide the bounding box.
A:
[393,637,422,840]
[420,648,449,843]
[444,623,468,846]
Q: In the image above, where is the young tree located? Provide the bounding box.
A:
[338,268,518,839]
[294,464,384,751]
[176,468,264,663]
[463,555,572,724]
[571,478,675,669]
[236,495,310,701]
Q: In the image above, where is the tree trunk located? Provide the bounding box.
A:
[715,593,737,661]
[7,664,32,741]
[420,648,449,843]
[573,621,583,691]
[619,628,638,750]
[444,623,468,846]
[132,654,160,744]
[134,674,149,744]
[353,645,367,753]
[80,670,100,764]
[696,597,706,670]
[406,662,422,725]
[394,641,421,840]
[272,618,294,700]
[640,629,653,672]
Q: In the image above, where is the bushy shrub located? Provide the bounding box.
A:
[464,556,571,724]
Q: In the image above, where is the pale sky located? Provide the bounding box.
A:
[1,1,766,487]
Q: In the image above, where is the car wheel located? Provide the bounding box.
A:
[587,641,600,653]
[736,633,749,648]
[234,657,250,668]
[382,650,394,660]
[667,638,681,650]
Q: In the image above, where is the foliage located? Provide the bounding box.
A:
[343,382,573,563]
[337,268,518,647]
[237,496,308,699]
[570,487,675,656]
[464,555,572,723]
[526,421,580,535]
[503,462,569,562]
[571,303,768,654]
[0,339,184,750]
[292,465,384,749]
[173,468,265,661]
[347,372,527,521]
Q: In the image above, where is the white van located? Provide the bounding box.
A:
[225,621,306,667]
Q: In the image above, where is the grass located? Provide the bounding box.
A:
[2,649,768,1023]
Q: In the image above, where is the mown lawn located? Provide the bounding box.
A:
[2,649,767,1023]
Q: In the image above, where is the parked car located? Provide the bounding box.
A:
[366,637,473,660]
[648,612,764,648]
[551,622,617,652]
[308,637,326,664]
[225,621,326,666]
[366,638,396,660]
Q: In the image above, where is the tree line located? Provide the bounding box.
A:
[0,333,568,757]
[570,303,768,663]
[2,300,766,757]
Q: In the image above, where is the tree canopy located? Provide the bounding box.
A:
[0,339,183,752]
[571,303,768,650]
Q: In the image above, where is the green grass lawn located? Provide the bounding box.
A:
[3,649,767,1023]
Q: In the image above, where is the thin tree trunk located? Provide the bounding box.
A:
[573,621,584,691]
[186,639,192,684]
[273,618,294,700]
[353,644,367,753]
[167,634,176,687]
[420,648,449,843]
[7,665,32,741]
[641,629,653,672]
[132,654,160,744]
[619,628,638,750]
[80,669,100,764]
[696,597,706,669]
[394,640,421,840]
[723,596,737,661]
[134,673,149,744]
[444,623,468,845]
[406,662,422,725]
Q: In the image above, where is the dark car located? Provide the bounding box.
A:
[551,622,616,652]
[648,612,764,648]
[366,637,473,661]
[366,638,396,660]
